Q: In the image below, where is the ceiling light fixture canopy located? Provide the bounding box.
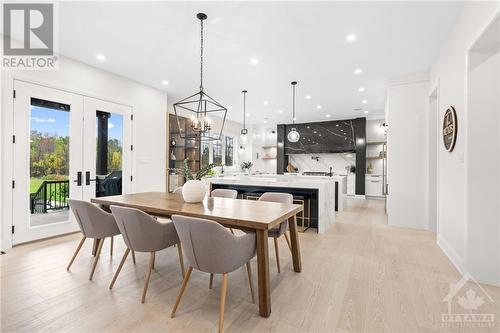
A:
[287,81,300,143]
[173,12,227,141]
[240,90,248,145]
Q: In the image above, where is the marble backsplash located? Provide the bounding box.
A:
[289,153,356,174]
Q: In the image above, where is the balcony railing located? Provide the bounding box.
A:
[30,180,70,214]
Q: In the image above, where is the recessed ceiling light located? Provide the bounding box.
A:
[263,101,268,105]
[250,58,259,65]
[305,95,312,100]
[161,80,169,85]
[316,105,322,109]
[354,68,362,75]
[362,100,367,104]
[96,53,106,61]
[364,110,369,114]
[346,34,357,42]
[325,114,331,118]
[278,109,283,113]
[263,118,268,124]
[293,117,297,121]
[358,87,365,92]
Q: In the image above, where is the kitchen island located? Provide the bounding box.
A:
[209,174,345,233]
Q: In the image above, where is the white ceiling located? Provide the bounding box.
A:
[56,1,463,125]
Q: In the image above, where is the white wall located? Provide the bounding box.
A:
[386,74,429,230]
[251,126,277,174]
[429,2,500,277]
[1,56,168,250]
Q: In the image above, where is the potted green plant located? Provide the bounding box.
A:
[174,159,217,203]
[241,161,253,175]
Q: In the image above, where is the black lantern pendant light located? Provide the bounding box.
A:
[287,81,300,143]
[173,13,227,141]
[239,90,248,145]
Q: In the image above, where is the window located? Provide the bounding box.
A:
[201,141,210,167]
[225,136,234,166]
[213,140,222,165]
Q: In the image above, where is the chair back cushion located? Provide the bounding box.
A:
[110,205,179,252]
[172,215,256,274]
[211,189,238,199]
[258,192,293,237]
[68,199,119,239]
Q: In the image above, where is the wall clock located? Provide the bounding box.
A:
[443,106,457,152]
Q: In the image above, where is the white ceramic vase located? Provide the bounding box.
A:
[182,180,206,203]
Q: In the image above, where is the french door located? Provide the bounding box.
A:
[12,81,132,244]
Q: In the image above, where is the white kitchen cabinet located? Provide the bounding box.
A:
[347,174,356,195]
[365,175,383,197]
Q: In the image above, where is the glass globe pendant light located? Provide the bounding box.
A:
[239,90,248,145]
[287,81,300,143]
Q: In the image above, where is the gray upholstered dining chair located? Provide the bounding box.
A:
[258,192,293,273]
[211,188,238,199]
[209,188,239,286]
[67,199,124,280]
[170,215,256,333]
[109,205,185,303]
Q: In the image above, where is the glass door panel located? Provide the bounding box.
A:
[83,97,132,202]
[13,81,83,244]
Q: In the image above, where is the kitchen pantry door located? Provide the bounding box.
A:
[12,81,133,244]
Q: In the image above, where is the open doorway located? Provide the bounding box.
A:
[428,85,439,233]
[466,13,500,286]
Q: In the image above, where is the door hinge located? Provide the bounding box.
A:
[130,176,133,182]
[13,90,16,98]
[12,135,15,143]
[130,145,133,151]
[11,225,15,234]
[131,114,134,121]
[12,180,15,189]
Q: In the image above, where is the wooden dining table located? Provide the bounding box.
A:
[91,191,303,318]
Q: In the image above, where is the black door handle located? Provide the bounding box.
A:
[85,171,98,185]
[73,171,82,186]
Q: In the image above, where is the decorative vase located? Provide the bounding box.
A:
[182,180,206,203]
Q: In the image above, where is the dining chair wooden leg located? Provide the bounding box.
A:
[284,232,292,252]
[218,273,228,333]
[89,238,104,280]
[246,261,255,303]
[109,248,130,289]
[131,250,136,264]
[141,252,155,303]
[229,228,235,235]
[67,236,86,271]
[177,243,186,278]
[171,266,193,318]
[110,236,114,256]
[273,237,281,273]
[209,273,214,289]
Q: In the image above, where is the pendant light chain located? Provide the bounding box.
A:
[243,90,246,130]
[200,17,204,91]
[292,83,296,124]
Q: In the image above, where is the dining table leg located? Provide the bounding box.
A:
[256,229,271,317]
[287,215,302,272]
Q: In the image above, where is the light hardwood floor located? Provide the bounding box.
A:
[1,199,499,332]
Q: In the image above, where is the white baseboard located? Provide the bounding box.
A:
[353,195,366,200]
[437,233,464,275]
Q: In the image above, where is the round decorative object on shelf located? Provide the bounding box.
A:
[443,106,457,152]
[182,180,206,203]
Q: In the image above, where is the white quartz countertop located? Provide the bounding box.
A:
[209,174,345,189]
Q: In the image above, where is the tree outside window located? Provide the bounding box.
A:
[225,136,234,167]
